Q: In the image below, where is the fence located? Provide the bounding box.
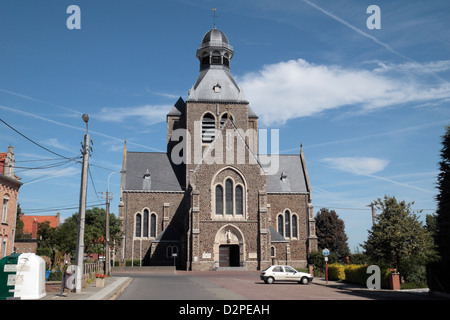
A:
[83,261,105,276]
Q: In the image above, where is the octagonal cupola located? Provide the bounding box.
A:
[196,26,234,70]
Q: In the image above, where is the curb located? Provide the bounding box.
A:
[88,277,132,300]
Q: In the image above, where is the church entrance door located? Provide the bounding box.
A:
[219,245,240,267]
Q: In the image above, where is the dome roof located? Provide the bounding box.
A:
[198,26,233,51]
[201,27,229,45]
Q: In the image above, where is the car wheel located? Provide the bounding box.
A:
[300,277,309,284]
[266,277,275,284]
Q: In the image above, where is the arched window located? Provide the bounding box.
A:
[211,51,221,64]
[167,246,178,258]
[135,213,142,237]
[225,179,233,215]
[278,215,283,235]
[215,185,223,215]
[270,246,275,257]
[143,209,149,237]
[150,213,156,238]
[220,113,233,128]
[285,210,291,238]
[235,185,243,215]
[202,113,216,143]
[2,195,9,223]
[292,214,298,238]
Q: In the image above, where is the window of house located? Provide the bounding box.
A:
[1,238,7,258]
[202,113,216,143]
[225,179,233,215]
[150,214,156,238]
[135,213,141,237]
[215,185,223,215]
[214,178,246,218]
[292,215,298,238]
[277,210,298,239]
[167,245,178,258]
[235,185,243,215]
[2,197,9,222]
[143,209,149,238]
[278,215,283,235]
[285,210,291,238]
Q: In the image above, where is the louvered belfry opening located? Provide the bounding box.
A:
[202,113,216,143]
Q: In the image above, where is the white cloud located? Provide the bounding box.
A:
[41,138,72,152]
[21,167,80,185]
[321,157,389,175]
[239,58,450,126]
[96,105,170,125]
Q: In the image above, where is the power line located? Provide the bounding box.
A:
[0,117,76,160]
[22,201,106,214]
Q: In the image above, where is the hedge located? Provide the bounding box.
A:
[325,264,391,288]
[328,263,346,281]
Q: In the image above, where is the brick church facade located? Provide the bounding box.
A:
[117,27,317,271]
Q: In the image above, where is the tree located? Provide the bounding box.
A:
[52,207,123,258]
[362,195,434,272]
[428,125,450,292]
[315,208,350,259]
[15,204,24,239]
[435,125,450,260]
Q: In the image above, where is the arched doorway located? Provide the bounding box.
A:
[214,224,245,268]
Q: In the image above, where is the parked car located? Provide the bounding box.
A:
[260,265,313,284]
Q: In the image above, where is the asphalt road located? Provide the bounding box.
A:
[113,270,439,301]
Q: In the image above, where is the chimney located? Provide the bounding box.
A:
[56,212,61,227]
[32,218,38,239]
[5,146,15,178]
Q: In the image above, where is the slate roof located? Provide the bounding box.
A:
[167,97,186,117]
[124,152,184,191]
[269,225,288,243]
[187,65,248,103]
[262,154,309,193]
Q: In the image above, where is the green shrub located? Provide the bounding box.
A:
[328,263,346,281]
[344,264,367,285]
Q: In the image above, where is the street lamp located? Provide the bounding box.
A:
[104,170,125,276]
[75,114,90,293]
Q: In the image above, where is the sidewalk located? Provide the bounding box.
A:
[312,277,435,299]
[40,276,132,300]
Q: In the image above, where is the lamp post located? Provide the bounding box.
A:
[105,170,125,276]
[75,114,90,293]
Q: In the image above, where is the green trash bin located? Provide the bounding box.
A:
[0,253,20,300]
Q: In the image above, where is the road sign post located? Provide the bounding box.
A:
[322,249,330,284]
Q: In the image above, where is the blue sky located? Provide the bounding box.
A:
[1,0,449,251]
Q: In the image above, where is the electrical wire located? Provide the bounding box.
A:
[0,117,77,160]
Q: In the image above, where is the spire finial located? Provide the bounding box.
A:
[212,8,217,27]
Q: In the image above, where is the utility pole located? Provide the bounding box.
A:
[101,190,113,276]
[368,202,376,226]
[103,170,124,276]
[75,114,90,293]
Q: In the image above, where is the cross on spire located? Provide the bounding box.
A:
[212,8,217,27]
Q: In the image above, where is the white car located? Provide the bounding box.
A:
[260,265,313,284]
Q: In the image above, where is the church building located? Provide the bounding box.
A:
[117,26,317,271]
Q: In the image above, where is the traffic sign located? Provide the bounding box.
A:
[322,248,330,256]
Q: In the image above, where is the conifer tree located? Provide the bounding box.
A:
[315,208,350,258]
